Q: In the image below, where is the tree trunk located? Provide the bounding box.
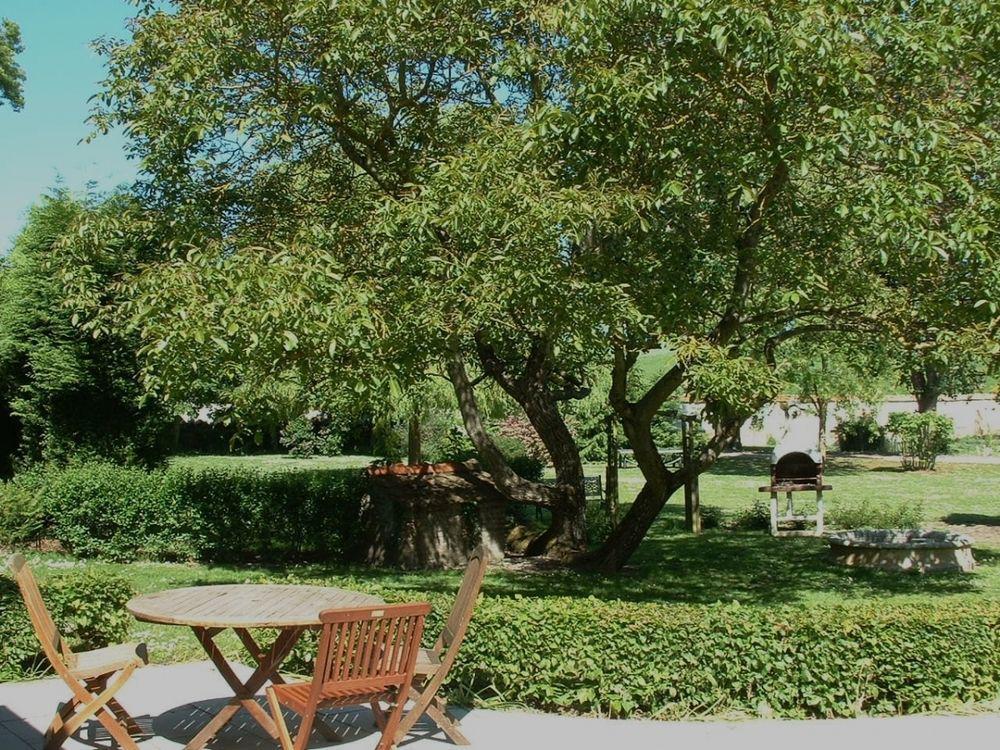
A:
[587,478,683,572]
[910,365,941,412]
[407,413,422,465]
[604,415,619,526]
[816,398,828,455]
[470,338,589,557]
[518,388,587,556]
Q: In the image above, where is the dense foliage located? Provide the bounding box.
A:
[886,413,955,470]
[0,17,24,110]
[835,412,886,453]
[56,0,1000,565]
[9,462,368,562]
[0,567,133,681]
[826,499,925,531]
[0,193,173,471]
[270,583,1000,719]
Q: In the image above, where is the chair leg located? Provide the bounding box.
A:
[371,699,387,730]
[105,697,143,735]
[375,690,410,750]
[266,688,295,750]
[46,666,142,750]
[43,699,79,750]
[396,683,470,745]
[424,697,470,746]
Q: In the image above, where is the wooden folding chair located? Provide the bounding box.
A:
[266,602,430,750]
[7,554,149,750]
[390,546,490,745]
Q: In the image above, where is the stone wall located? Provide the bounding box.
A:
[359,461,508,569]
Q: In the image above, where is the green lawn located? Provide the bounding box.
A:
[596,452,1000,529]
[24,452,999,667]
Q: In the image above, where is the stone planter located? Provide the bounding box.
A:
[359,461,507,569]
[827,529,975,573]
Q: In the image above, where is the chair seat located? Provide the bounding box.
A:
[414,647,441,676]
[270,681,400,713]
[70,642,149,679]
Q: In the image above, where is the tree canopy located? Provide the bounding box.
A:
[1,192,172,468]
[58,0,1000,567]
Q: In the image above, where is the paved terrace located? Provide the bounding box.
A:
[1,662,997,750]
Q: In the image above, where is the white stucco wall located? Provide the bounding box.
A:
[735,394,1000,449]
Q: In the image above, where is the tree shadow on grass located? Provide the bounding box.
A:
[943,513,1000,527]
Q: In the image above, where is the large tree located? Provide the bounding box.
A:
[67,0,607,554]
[0,192,172,468]
[62,0,1000,568]
[535,0,1000,569]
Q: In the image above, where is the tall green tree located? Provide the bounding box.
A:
[69,0,612,555]
[537,0,1000,569]
[0,192,172,468]
[0,18,25,110]
[63,0,1000,567]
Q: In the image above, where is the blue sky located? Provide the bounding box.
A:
[0,0,138,253]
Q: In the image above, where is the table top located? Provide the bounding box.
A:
[127,584,384,628]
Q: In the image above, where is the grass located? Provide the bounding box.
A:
[595,451,1000,529]
[21,452,1000,667]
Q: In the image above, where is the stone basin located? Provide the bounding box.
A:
[827,529,975,573]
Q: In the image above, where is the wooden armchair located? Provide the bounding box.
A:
[266,602,430,750]
[388,546,490,745]
[7,554,148,750]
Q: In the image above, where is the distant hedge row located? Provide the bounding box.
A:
[9,463,367,562]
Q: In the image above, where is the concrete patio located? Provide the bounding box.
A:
[1,661,998,750]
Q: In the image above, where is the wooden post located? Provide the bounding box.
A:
[604,415,619,525]
[682,415,701,534]
[407,414,422,466]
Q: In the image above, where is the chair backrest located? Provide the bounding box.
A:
[437,545,490,654]
[7,554,73,671]
[311,602,430,696]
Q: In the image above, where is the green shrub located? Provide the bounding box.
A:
[453,597,1000,718]
[886,412,955,470]
[0,564,133,681]
[280,415,344,458]
[272,578,1000,719]
[0,482,44,548]
[835,412,885,452]
[827,498,925,530]
[729,500,771,531]
[27,462,366,563]
[698,505,724,530]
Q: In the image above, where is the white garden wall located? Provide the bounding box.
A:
[735,394,1000,449]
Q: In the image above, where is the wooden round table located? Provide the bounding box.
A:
[128,584,384,750]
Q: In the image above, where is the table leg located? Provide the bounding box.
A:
[186,626,304,750]
[234,628,345,742]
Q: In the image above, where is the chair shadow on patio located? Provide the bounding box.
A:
[152,698,469,748]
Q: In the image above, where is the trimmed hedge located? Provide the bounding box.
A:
[0,565,133,681]
[274,582,1000,719]
[14,462,366,562]
[451,597,1000,718]
[1,563,997,717]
